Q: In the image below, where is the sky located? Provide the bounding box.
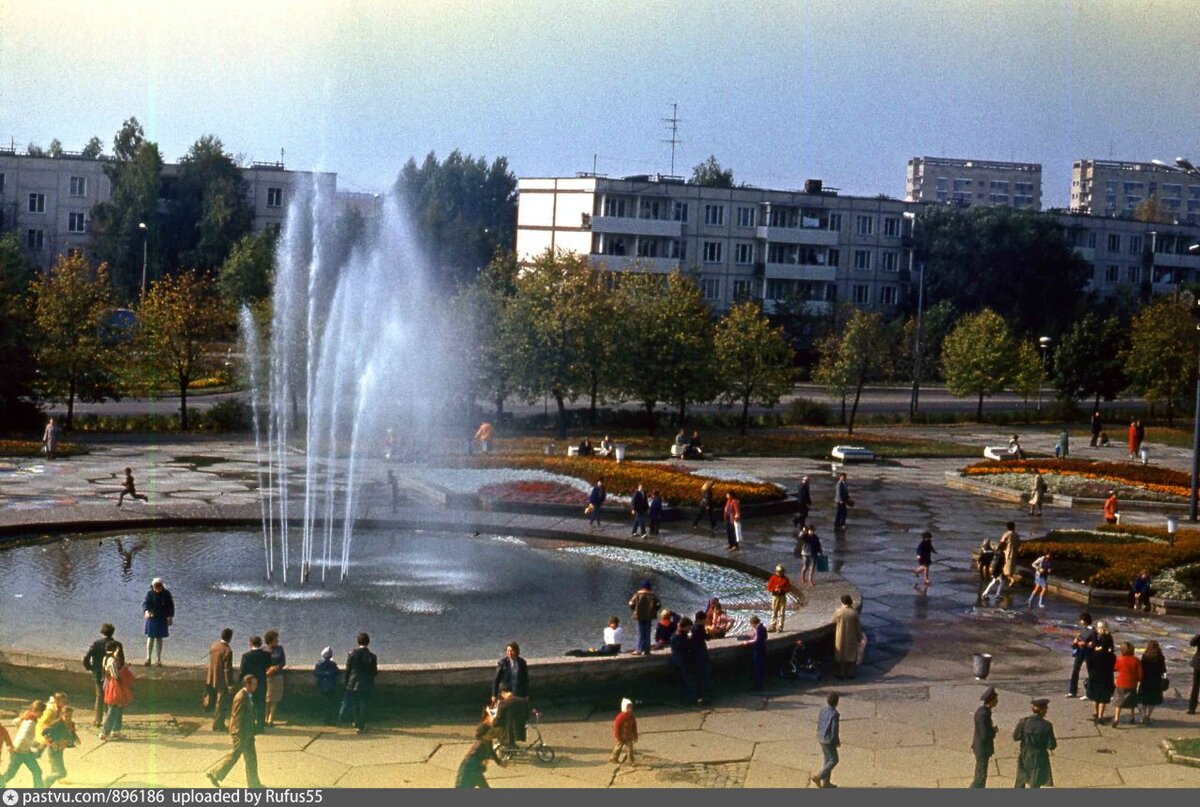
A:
[2,0,1198,208]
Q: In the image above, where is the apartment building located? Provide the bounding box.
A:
[0,148,336,267]
[516,174,916,316]
[1053,211,1200,295]
[1070,159,1200,225]
[906,156,1041,210]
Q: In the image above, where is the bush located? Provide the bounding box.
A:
[200,398,253,432]
[784,397,832,426]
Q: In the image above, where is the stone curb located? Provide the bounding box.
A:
[1162,738,1200,768]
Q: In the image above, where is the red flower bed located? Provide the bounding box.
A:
[477,480,585,505]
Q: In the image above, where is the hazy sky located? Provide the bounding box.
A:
[2,0,1198,207]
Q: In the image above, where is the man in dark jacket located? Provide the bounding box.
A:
[1013,698,1057,788]
[794,476,812,531]
[493,642,529,699]
[83,623,123,728]
[1068,612,1095,699]
[238,636,272,731]
[1188,631,1200,714]
[1090,411,1103,447]
[206,628,235,732]
[668,619,695,703]
[345,632,378,733]
[971,686,998,787]
[628,581,661,656]
[206,675,262,788]
[630,484,649,538]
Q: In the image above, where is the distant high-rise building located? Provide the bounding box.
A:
[1070,159,1200,225]
[906,156,1041,210]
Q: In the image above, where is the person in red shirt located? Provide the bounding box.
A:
[1113,642,1142,726]
[1103,491,1118,525]
[724,492,741,552]
[767,565,791,633]
[610,698,638,765]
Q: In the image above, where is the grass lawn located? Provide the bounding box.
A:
[1170,738,1200,759]
[0,439,88,458]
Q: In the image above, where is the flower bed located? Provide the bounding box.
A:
[1018,524,1200,591]
[477,480,585,505]
[0,440,88,458]
[961,458,1190,499]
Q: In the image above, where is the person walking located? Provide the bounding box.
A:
[493,642,529,699]
[206,628,235,732]
[1028,553,1052,609]
[1087,627,1116,724]
[669,619,696,702]
[794,475,812,531]
[609,698,638,765]
[1135,420,1146,460]
[693,480,717,530]
[977,539,995,582]
[811,692,841,789]
[832,595,862,680]
[1,701,46,788]
[83,623,123,728]
[586,478,606,528]
[41,704,78,788]
[1067,612,1095,699]
[1029,471,1047,516]
[742,615,768,690]
[263,630,287,728]
[913,531,937,588]
[345,632,378,733]
[141,577,174,666]
[313,647,340,725]
[767,565,791,632]
[981,541,1007,603]
[1128,420,1139,460]
[238,636,271,731]
[1013,698,1057,788]
[627,580,660,656]
[630,483,649,538]
[1113,642,1142,727]
[99,640,131,741]
[117,467,149,506]
[833,472,851,531]
[723,490,741,552]
[1090,411,1103,447]
[473,421,493,454]
[689,611,712,703]
[970,686,999,788]
[1139,640,1166,725]
[800,526,822,587]
[1104,490,1119,525]
[1188,630,1200,714]
[647,489,663,537]
[42,417,59,459]
[206,675,263,788]
[455,723,501,787]
[999,523,1020,586]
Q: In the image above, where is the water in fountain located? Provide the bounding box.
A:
[246,183,465,584]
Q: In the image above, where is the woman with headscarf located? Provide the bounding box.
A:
[1086,622,1116,724]
[313,647,340,725]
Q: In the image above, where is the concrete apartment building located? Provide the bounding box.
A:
[1053,211,1200,295]
[1070,159,1200,226]
[0,148,336,268]
[906,156,1041,210]
[517,174,916,316]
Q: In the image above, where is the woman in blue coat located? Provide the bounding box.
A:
[141,577,175,666]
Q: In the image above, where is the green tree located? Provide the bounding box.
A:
[167,135,254,271]
[394,151,517,289]
[80,136,104,159]
[940,308,1017,419]
[1010,339,1046,423]
[453,251,518,419]
[811,308,889,434]
[714,300,794,434]
[136,271,234,429]
[691,155,734,188]
[0,234,37,420]
[91,119,163,299]
[1123,295,1198,427]
[29,254,118,428]
[813,330,851,424]
[895,299,957,383]
[47,139,64,158]
[25,143,44,157]
[1051,313,1127,410]
[218,229,277,305]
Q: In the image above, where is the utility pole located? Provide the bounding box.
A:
[662,103,681,176]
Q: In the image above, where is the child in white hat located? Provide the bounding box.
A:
[610,698,638,765]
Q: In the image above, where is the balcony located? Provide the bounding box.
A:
[590,215,681,238]
[754,224,838,246]
[764,298,832,317]
[589,255,680,274]
[1151,251,1200,268]
[763,262,837,283]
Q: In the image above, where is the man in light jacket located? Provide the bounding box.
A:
[811,693,841,788]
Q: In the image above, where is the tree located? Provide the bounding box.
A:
[714,301,794,434]
[453,251,518,419]
[47,138,64,158]
[80,136,104,159]
[112,117,145,162]
[940,308,1017,419]
[168,135,254,271]
[136,271,233,429]
[894,299,957,383]
[1123,295,1198,427]
[218,229,277,305]
[811,308,890,434]
[1010,340,1045,423]
[0,234,37,422]
[25,143,44,157]
[1051,313,1127,410]
[394,151,517,289]
[1134,196,1174,224]
[91,120,163,299]
[29,254,118,428]
[813,330,851,424]
[691,156,734,188]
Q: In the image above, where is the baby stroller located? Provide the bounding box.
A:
[779,639,822,681]
[487,701,555,764]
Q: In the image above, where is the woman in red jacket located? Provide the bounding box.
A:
[1113,642,1142,727]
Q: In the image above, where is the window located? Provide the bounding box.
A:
[827,248,840,267]
[26,229,43,250]
[880,251,899,272]
[0,173,5,193]
[855,215,874,236]
[990,180,1010,192]
[28,193,45,214]
[267,187,283,208]
[68,211,86,233]
[1163,184,1183,197]
[699,277,721,301]
[736,206,755,228]
[879,285,898,306]
[734,242,754,265]
[952,178,972,191]
[702,241,723,263]
[672,202,689,222]
[1128,266,1141,284]
[1128,235,1143,254]
[1106,265,1120,283]
[1107,233,1121,253]
[603,197,626,217]
[639,199,661,219]
[637,239,659,258]
[766,279,796,300]
[851,284,870,304]
[704,204,725,226]
[883,217,901,238]
[1087,232,1097,249]
[853,250,871,270]
[827,213,842,231]
[69,176,87,197]
[669,240,687,260]
[733,279,753,300]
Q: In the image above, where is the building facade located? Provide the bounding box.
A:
[1053,211,1200,295]
[517,175,917,316]
[906,156,1041,210]
[1070,159,1200,225]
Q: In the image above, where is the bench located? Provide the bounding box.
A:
[567,446,580,457]
[670,443,685,458]
[831,445,875,462]
[983,446,1022,461]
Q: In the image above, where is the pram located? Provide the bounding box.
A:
[778,639,822,681]
[486,701,555,764]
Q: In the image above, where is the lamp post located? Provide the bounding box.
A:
[138,221,148,296]
[1037,336,1052,411]
[904,211,924,422]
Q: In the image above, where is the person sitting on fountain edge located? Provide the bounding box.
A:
[566,616,623,657]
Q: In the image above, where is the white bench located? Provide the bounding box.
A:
[984,446,1020,461]
[670,443,686,458]
[831,445,875,462]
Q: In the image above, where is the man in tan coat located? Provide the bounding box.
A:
[205,628,234,732]
[833,594,862,680]
[206,675,262,788]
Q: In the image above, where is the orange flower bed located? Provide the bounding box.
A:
[451,454,784,505]
[962,459,1191,498]
[1019,524,1200,590]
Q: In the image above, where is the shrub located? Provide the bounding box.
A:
[200,398,253,432]
[784,397,832,426]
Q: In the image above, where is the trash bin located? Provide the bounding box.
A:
[973,653,992,680]
[614,444,627,463]
[1140,447,1149,465]
[544,443,555,456]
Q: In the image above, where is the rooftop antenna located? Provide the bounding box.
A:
[662,103,682,176]
[280,147,285,166]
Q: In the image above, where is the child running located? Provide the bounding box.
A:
[913,531,937,588]
[117,467,149,507]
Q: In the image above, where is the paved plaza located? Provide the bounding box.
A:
[3,425,1200,788]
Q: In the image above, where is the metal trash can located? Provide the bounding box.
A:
[1140,447,1149,465]
[614,444,627,463]
[973,653,992,680]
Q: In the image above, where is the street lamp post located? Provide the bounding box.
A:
[904,211,924,422]
[138,221,148,296]
[1037,336,1052,411]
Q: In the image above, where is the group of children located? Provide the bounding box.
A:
[0,693,81,788]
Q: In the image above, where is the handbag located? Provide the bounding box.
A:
[583,503,595,515]
[815,553,830,573]
[1162,675,1171,692]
